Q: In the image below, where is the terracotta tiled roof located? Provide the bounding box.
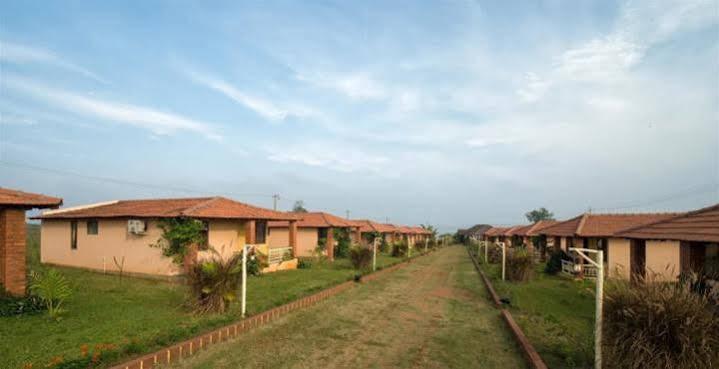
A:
[616,203,719,243]
[484,227,507,237]
[376,223,400,233]
[503,225,526,236]
[0,187,62,208]
[36,196,298,221]
[539,215,584,237]
[463,224,493,237]
[577,213,680,237]
[539,213,682,237]
[268,212,356,228]
[509,224,534,236]
[526,220,559,236]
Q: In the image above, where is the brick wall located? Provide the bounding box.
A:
[0,208,28,296]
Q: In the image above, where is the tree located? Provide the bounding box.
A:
[525,207,555,223]
[292,200,308,213]
[421,224,438,240]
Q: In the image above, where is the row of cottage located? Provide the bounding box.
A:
[0,187,431,295]
[467,204,718,282]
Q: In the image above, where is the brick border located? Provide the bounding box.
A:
[108,250,437,369]
[465,247,548,369]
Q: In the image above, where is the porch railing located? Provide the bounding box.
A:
[561,260,575,275]
[583,264,598,279]
[268,247,292,265]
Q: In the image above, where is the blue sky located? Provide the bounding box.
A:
[1,0,717,232]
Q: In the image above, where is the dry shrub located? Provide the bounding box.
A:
[603,277,719,369]
[487,244,503,263]
[506,249,533,282]
[349,245,372,270]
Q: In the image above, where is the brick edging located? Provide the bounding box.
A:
[465,247,548,369]
[107,250,436,369]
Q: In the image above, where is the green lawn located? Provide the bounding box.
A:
[472,249,595,369]
[0,226,407,369]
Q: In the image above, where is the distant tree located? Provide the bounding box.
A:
[525,207,555,223]
[421,224,438,240]
[292,200,308,213]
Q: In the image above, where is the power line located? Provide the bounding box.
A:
[0,160,275,200]
[589,182,718,213]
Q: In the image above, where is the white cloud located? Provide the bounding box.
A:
[0,112,36,125]
[516,72,552,103]
[180,66,316,122]
[297,72,387,100]
[266,143,388,173]
[3,75,222,140]
[557,36,643,82]
[0,41,107,83]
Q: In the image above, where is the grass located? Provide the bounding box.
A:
[166,246,526,369]
[473,249,595,369]
[0,225,407,369]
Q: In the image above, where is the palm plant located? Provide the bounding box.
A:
[29,269,72,320]
[187,248,243,314]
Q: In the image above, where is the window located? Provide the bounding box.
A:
[255,220,267,244]
[70,221,78,250]
[87,220,98,235]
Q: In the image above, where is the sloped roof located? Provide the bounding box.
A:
[616,203,719,243]
[0,187,63,209]
[503,225,527,236]
[268,211,356,228]
[539,213,682,237]
[508,224,533,236]
[464,224,493,237]
[484,227,508,237]
[36,197,299,221]
[526,220,559,236]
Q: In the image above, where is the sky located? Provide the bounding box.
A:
[0,0,717,232]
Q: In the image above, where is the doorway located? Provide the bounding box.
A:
[630,239,646,282]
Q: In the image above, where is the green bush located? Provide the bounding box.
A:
[349,245,373,270]
[545,249,570,275]
[333,228,351,258]
[0,292,45,317]
[151,217,207,265]
[603,278,719,368]
[378,237,389,253]
[391,241,408,257]
[29,269,72,320]
[187,249,243,314]
[297,257,313,269]
[506,249,533,282]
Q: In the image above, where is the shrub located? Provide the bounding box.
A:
[29,269,72,320]
[297,257,313,269]
[487,244,503,263]
[187,249,242,314]
[0,293,45,317]
[151,217,207,265]
[603,278,719,368]
[333,228,351,258]
[349,245,373,270]
[378,237,389,253]
[545,249,570,275]
[506,249,533,282]
[391,241,408,257]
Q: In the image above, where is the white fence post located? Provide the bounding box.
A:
[501,242,506,281]
[373,238,378,271]
[569,247,604,369]
[242,244,248,318]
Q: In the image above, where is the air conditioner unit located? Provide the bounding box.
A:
[127,219,147,235]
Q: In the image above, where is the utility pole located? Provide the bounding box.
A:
[272,194,280,210]
[346,210,350,219]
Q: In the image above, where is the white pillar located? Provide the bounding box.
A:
[501,242,506,281]
[241,244,248,318]
[596,250,603,369]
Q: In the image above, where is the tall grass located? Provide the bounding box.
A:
[603,277,719,369]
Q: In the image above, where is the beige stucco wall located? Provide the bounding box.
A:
[607,238,631,280]
[41,219,181,276]
[560,237,568,251]
[41,218,260,276]
[268,227,318,257]
[646,240,681,282]
[198,219,247,261]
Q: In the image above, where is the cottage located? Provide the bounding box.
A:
[459,224,492,243]
[503,225,527,247]
[482,227,507,244]
[539,212,679,278]
[352,219,395,246]
[613,204,718,282]
[0,188,62,295]
[511,220,558,254]
[267,212,360,260]
[36,197,299,277]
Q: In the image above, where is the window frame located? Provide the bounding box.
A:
[87,219,99,235]
[70,221,78,250]
[255,220,267,244]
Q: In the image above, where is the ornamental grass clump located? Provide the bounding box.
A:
[349,245,372,270]
[187,249,242,314]
[29,269,72,320]
[603,277,719,369]
[506,249,533,282]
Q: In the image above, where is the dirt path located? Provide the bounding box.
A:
[168,246,526,369]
